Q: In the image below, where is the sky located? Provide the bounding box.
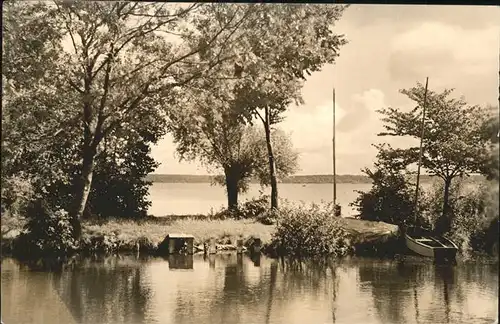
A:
[151,4,500,176]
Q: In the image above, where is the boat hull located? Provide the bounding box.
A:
[405,227,458,261]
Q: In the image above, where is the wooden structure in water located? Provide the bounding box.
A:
[236,237,244,254]
[162,233,194,255]
[250,237,262,254]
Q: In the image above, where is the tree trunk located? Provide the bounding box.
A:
[436,177,453,235]
[224,168,239,212]
[71,144,96,238]
[263,107,278,210]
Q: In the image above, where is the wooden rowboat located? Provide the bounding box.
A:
[405,226,458,261]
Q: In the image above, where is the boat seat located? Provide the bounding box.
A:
[416,238,433,242]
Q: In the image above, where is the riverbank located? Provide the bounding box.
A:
[1,215,402,258]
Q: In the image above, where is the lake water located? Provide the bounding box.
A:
[1,255,498,324]
[147,182,375,217]
[147,181,475,217]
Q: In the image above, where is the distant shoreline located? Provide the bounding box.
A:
[145,174,485,184]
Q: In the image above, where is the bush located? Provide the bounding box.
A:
[209,193,285,225]
[271,202,350,258]
[87,138,157,220]
[15,200,78,257]
[422,178,499,255]
[351,167,422,229]
[1,173,35,218]
[241,193,270,218]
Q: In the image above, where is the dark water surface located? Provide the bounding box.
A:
[1,255,498,324]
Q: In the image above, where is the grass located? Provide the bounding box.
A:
[2,214,400,257]
[82,217,275,248]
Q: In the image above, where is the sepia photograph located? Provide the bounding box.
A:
[1,2,499,324]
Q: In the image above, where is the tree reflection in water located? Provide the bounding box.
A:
[358,259,422,324]
[5,255,496,324]
[169,256,340,324]
[51,255,153,324]
[358,259,483,324]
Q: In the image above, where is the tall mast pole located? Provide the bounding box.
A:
[413,77,429,223]
[333,88,337,209]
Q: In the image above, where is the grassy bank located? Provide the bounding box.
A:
[2,214,403,258]
[82,217,275,251]
[1,216,276,256]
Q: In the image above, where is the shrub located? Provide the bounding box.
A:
[16,200,78,257]
[1,173,35,218]
[209,193,287,225]
[422,178,499,255]
[351,168,422,229]
[271,202,350,258]
[241,193,270,218]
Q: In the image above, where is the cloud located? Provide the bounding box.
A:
[150,133,209,175]
[280,89,392,174]
[389,22,499,87]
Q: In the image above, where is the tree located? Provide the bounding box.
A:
[377,83,492,235]
[211,126,299,211]
[3,1,255,237]
[2,1,77,214]
[88,123,165,219]
[168,82,299,211]
[478,106,499,180]
[351,145,423,228]
[196,4,348,209]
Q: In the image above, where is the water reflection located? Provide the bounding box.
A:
[52,256,153,324]
[1,256,498,324]
[168,255,194,270]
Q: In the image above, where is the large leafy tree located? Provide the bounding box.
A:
[168,81,299,210]
[195,4,348,209]
[3,1,253,237]
[377,83,492,235]
[2,1,77,213]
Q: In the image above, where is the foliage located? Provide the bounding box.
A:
[351,146,423,229]
[271,202,351,258]
[15,200,78,257]
[207,127,299,191]
[89,142,156,220]
[169,85,299,210]
[478,106,499,180]
[240,193,271,219]
[3,2,253,237]
[1,174,35,217]
[188,4,348,209]
[422,178,499,255]
[378,84,491,180]
[209,192,288,226]
[377,82,492,234]
[87,124,165,219]
[2,1,78,211]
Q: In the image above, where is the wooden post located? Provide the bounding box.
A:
[168,237,175,254]
[332,88,337,212]
[208,237,217,254]
[236,237,244,254]
[252,238,261,254]
[413,77,429,223]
